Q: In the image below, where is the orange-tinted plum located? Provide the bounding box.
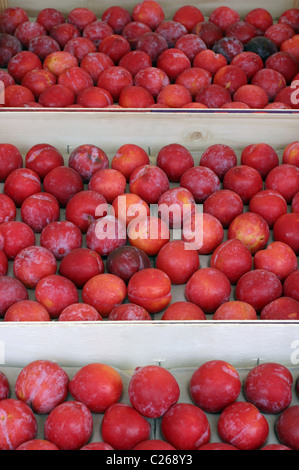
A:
[39,84,75,108]
[193,50,227,76]
[128,216,170,256]
[228,212,270,254]
[15,360,69,414]
[244,363,293,414]
[43,51,78,77]
[260,296,299,321]
[223,165,263,204]
[254,241,297,282]
[217,402,269,450]
[36,8,65,33]
[76,86,113,108]
[235,269,282,312]
[200,144,237,181]
[82,273,127,317]
[80,52,114,83]
[22,68,56,99]
[40,220,82,260]
[0,276,28,317]
[190,360,241,413]
[13,246,57,289]
[111,143,149,181]
[25,143,64,180]
[0,143,22,182]
[135,32,168,62]
[284,270,299,302]
[157,48,191,82]
[185,267,231,314]
[156,240,199,284]
[44,401,93,451]
[283,141,299,167]
[273,213,299,254]
[108,303,151,321]
[132,0,165,30]
[129,164,169,204]
[127,268,172,314]
[21,192,60,233]
[195,83,232,107]
[233,84,269,108]
[4,168,41,207]
[69,363,123,413]
[173,6,204,33]
[97,65,133,101]
[5,85,35,107]
[0,221,35,260]
[0,399,37,450]
[0,7,29,35]
[161,403,210,450]
[213,301,257,320]
[59,303,102,322]
[4,300,51,322]
[43,166,83,207]
[112,193,150,227]
[210,239,253,284]
[176,67,211,99]
[65,190,108,234]
[180,166,221,203]
[50,23,80,48]
[156,83,192,108]
[275,405,299,450]
[119,85,155,108]
[86,216,127,257]
[59,248,104,288]
[161,301,206,321]
[102,403,151,451]
[35,274,79,319]
[203,189,243,228]
[128,365,180,418]
[106,246,151,283]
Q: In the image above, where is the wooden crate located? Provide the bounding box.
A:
[0,110,298,372]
